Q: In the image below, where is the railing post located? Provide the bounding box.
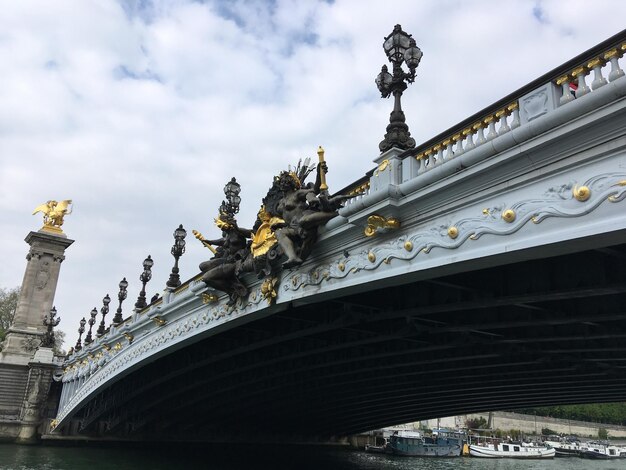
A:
[605,48,625,82]
[588,57,608,90]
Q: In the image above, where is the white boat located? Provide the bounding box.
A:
[469,441,555,459]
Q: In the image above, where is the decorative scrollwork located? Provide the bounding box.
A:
[364,214,401,237]
[283,172,626,292]
[573,185,591,201]
[260,277,278,305]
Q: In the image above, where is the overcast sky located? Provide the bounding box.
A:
[1,0,625,346]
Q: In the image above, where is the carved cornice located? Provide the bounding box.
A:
[283,172,626,292]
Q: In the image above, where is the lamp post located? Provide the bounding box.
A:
[113,277,129,325]
[84,307,98,344]
[75,317,86,352]
[96,294,111,337]
[223,178,241,215]
[42,306,61,348]
[134,255,154,310]
[166,225,187,288]
[376,24,423,153]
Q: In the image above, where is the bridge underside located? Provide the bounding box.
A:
[70,233,626,441]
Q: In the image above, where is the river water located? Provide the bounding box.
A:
[0,444,625,470]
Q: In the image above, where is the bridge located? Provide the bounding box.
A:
[52,29,626,441]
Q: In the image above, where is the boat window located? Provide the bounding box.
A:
[514,446,520,452]
[502,445,509,451]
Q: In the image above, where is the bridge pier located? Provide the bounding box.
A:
[0,227,72,443]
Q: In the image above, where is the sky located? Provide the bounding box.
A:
[1,0,625,347]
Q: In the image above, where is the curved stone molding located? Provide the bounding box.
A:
[283,172,626,292]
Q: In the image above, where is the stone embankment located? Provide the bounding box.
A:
[432,411,626,438]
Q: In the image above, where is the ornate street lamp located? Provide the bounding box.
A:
[84,307,98,344]
[96,294,111,337]
[134,255,154,310]
[113,277,129,325]
[376,24,423,153]
[42,306,61,348]
[75,317,86,352]
[223,177,241,215]
[166,225,187,288]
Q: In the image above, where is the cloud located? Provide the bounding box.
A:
[1,0,625,344]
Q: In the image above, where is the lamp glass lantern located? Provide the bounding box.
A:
[404,39,423,70]
[174,225,187,246]
[375,65,393,94]
[383,25,412,63]
[143,255,154,273]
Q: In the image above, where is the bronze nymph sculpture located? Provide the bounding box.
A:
[196,150,353,304]
[197,178,252,305]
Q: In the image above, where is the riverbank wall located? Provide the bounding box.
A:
[416,411,626,438]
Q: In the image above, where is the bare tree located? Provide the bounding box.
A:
[0,286,20,342]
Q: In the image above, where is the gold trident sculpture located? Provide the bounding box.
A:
[32,200,72,234]
[317,145,328,191]
[192,229,217,254]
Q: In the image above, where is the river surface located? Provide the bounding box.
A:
[1,444,625,470]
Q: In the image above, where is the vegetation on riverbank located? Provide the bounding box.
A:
[519,404,626,426]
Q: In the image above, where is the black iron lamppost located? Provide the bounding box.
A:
[166,225,187,288]
[376,24,423,153]
[84,307,97,344]
[135,255,154,310]
[223,178,241,215]
[96,294,111,337]
[42,306,61,348]
[113,277,129,325]
[75,317,86,352]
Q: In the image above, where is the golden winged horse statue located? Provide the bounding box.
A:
[32,200,72,233]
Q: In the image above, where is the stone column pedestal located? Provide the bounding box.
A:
[15,348,57,444]
[0,230,73,366]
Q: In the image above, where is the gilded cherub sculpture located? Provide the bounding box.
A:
[32,200,73,233]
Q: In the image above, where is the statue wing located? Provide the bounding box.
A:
[56,200,72,214]
[32,203,50,215]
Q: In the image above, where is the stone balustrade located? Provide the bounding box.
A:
[414,42,625,175]
[414,101,521,175]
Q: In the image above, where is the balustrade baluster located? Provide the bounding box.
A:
[588,58,608,90]
[572,67,590,97]
[416,154,426,175]
[496,110,510,135]
[434,144,444,165]
[426,149,435,169]
[444,139,454,160]
[463,129,475,151]
[485,116,497,140]
[473,123,486,146]
[557,75,575,105]
[605,49,625,82]
[509,103,520,129]
[452,134,463,156]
